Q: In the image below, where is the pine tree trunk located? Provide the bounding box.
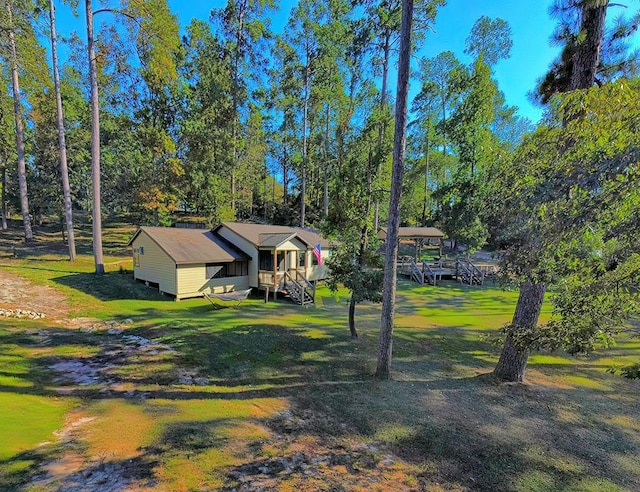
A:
[0,167,9,231]
[348,293,358,338]
[493,1,607,383]
[493,281,546,382]
[422,127,430,226]
[86,0,105,274]
[373,30,391,232]
[6,0,33,242]
[323,102,330,217]
[301,52,310,228]
[376,0,414,379]
[1,166,7,230]
[570,2,607,90]
[50,0,76,261]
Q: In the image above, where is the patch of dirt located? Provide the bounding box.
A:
[26,328,180,491]
[0,270,70,319]
[224,409,425,491]
[30,412,156,492]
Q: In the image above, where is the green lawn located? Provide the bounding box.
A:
[1,247,639,491]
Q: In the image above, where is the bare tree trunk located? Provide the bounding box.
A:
[373,31,392,232]
[6,0,33,242]
[348,293,357,338]
[49,0,76,261]
[421,124,430,226]
[441,96,447,157]
[301,50,310,228]
[494,282,546,382]
[86,0,105,274]
[1,166,7,230]
[282,144,289,206]
[376,0,414,379]
[570,1,607,90]
[323,102,330,218]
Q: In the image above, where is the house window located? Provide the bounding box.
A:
[206,263,226,279]
[226,261,248,277]
[259,250,273,271]
[299,251,306,268]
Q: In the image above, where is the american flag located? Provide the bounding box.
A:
[313,243,323,265]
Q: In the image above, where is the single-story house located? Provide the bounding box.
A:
[213,222,331,290]
[128,223,332,302]
[128,227,250,300]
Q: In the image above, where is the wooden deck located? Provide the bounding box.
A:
[397,256,498,286]
[397,263,456,279]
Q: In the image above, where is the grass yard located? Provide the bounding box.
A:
[1,224,639,490]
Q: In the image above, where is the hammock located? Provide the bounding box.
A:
[203,289,252,309]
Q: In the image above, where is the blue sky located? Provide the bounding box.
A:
[58,0,561,123]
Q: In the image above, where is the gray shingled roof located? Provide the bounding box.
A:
[378,227,444,240]
[129,227,247,264]
[258,232,299,248]
[216,222,331,248]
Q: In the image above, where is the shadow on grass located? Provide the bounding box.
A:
[52,272,169,302]
[1,282,639,491]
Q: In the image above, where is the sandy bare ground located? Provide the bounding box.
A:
[0,269,69,318]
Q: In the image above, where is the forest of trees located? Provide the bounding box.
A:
[1,0,639,381]
[0,0,532,240]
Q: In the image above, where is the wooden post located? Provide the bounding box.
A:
[273,249,278,300]
[264,287,269,303]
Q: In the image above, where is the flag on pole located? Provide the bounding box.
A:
[313,243,323,265]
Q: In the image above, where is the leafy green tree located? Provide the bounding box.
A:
[536,0,639,103]
[491,79,640,381]
[211,0,276,215]
[326,125,383,338]
[284,0,323,227]
[417,51,461,158]
[405,81,440,225]
[179,19,235,223]
[268,34,301,214]
[493,0,629,382]
[363,0,444,230]
[464,15,512,68]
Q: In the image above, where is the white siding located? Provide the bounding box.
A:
[278,238,306,251]
[217,227,259,287]
[306,249,331,281]
[131,232,177,295]
[175,264,249,300]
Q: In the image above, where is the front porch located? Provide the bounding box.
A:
[257,246,316,305]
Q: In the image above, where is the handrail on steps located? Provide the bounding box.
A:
[422,260,437,285]
[410,259,424,284]
[466,260,485,285]
[283,270,315,303]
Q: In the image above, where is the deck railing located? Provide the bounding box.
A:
[422,260,437,285]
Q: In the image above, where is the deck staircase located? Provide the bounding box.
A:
[400,257,438,285]
[457,259,484,285]
[281,271,316,305]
